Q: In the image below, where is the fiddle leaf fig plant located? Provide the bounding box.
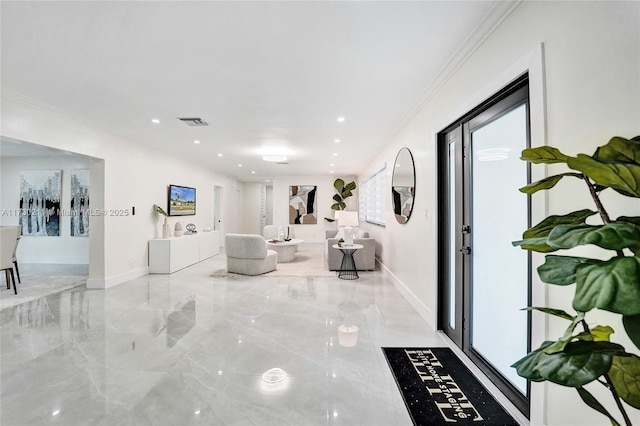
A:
[511,136,640,426]
[325,178,357,222]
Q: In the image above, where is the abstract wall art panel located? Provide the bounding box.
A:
[19,170,62,236]
[289,185,317,224]
[70,169,90,237]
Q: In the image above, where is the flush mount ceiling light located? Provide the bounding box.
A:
[262,368,287,384]
[262,154,287,162]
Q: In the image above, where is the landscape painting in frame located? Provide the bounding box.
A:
[289,185,317,224]
[19,170,62,236]
[169,184,196,216]
[70,169,90,237]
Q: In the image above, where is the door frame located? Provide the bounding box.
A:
[437,74,532,415]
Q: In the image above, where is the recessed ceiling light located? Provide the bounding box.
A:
[238,164,243,167]
[151,118,160,124]
[337,116,345,122]
[334,139,341,143]
[263,154,287,162]
[194,140,200,144]
[333,153,338,156]
[330,163,335,166]
[217,153,223,157]
[266,179,270,182]
[330,171,334,174]
[251,171,256,174]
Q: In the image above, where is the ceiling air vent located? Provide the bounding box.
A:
[178,117,209,126]
[277,162,289,165]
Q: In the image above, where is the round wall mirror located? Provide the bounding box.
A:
[391,147,415,224]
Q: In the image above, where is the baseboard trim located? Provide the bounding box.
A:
[378,259,435,329]
[87,266,148,289]
[18,257,89,264]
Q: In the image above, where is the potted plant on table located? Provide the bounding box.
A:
[511,136,640,425]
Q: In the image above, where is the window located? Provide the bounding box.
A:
[359,166,386,226]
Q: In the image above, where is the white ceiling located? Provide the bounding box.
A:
[0,1,516,181]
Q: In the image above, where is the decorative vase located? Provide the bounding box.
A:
[174,222,183,237]
[162,217,169,239]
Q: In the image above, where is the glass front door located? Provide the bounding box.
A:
[438,77,531,414]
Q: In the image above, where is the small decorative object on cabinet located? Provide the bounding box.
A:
[174,222,183,237]
[185,223,197,234]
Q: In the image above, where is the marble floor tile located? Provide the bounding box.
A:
[0,251,523,425]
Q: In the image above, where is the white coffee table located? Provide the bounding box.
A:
[266,238,304,263]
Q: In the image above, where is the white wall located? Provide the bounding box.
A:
[358,2,640,425]
[1,95,242,289]
[1,155,93,263]
[271,175,357,243]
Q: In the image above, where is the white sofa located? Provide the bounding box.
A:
[225,233,278,275]
[325,230,376,271]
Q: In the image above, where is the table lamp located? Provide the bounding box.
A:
[338,211,359,246]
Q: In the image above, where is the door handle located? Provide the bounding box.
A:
[461,225,470,233]
[459,247,471,255]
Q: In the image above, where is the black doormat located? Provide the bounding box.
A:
[382,347,519,426]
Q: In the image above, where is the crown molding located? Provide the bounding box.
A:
[388,0,522,140]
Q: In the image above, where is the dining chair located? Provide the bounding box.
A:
[1,226,19,294]
[12,226,21,283]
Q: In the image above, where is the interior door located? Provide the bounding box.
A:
[438,77,531,415]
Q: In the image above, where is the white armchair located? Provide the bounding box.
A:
[225,233,278,275]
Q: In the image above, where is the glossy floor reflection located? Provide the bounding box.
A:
[0,263,88,311]
[1,253,450,425]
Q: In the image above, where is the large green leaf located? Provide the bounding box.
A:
[616,217,640,253]
[538,255,596,286]
[547,223,640,251]
[618,216,640,227]
[522,306,575,321]
[623,314,640,351]
[593,136,640,165]
[574,256,640,315]
[567,154,640,197]
[344,181,356,192]
[544,312,585,354]
[512,209,597,252]
[576,387,621,426]
[521,146,570,164]
[513,341,622,387]
[331,201,346,210]
[609,354,640,409]
[334,178,345,193]
[519,173,583,195]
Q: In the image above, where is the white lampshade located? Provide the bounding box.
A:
[334,210,340,220]
[337,211,359,227]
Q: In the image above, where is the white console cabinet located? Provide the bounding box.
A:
[149,231,220,274]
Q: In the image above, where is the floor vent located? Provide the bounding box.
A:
[178,117,209,126]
